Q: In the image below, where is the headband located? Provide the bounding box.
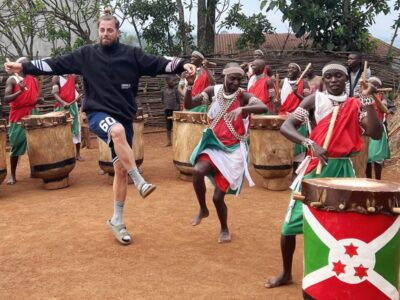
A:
[289,63,301,72]
[254,49,264,57]
[322,64,347,76]
[192,51,204,60]
[368,76,382,86]
[222,67,245,76]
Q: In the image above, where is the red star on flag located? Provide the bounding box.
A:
[332,260,346,276]
[344,243,358,257]
[354,264,369,279]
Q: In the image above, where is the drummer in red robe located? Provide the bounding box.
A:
[265,62,383,289]
[3,57,40,184]
[247,59,276,114]
[179,51,215,112]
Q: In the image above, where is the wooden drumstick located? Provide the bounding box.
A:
[275,73,280,103]
[64,94,83,108]
[6,58,28,91]
[362,61,368,82]
[376,87,392,92]
[296,63,312,85]
[316,105,340,175]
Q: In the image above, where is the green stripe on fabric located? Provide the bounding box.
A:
[303,217,330,276]
[374,230,400,287]
[186,105,207,113]
[304,158,356,179]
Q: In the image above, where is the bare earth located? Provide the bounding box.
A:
[0,132,399,300]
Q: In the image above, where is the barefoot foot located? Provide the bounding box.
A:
[191,209,209,226]
[265,274,292,288]
[6,177,16,185]
[218,230,231,243]
[76,155,85,161]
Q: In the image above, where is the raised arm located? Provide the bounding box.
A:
[3,77,23,104]
[359,80,383,140]
[5,48,84,76]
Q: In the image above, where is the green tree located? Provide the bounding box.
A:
[260,0,390,51]
[221,2,275,50]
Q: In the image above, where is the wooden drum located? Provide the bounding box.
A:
[22,111,75,189]
[298,178,400,300]
[98,117,144,184]
[249,115,294,191]
[172,111,207,181]
[351,135,369,178]
[0,119,7,184]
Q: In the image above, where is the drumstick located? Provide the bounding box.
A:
[376,87,392,92]
[316,105,340,175]
[296,63,312,85]
[6,58,28,91]
[275,73,280,103]
[362,61,368,83]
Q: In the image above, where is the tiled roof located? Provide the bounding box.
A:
[214,33,400,57]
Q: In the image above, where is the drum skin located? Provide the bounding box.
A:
[172,111,207,181]
[249,115,294,191]
[0,120,7,184]
[22,112,75,189]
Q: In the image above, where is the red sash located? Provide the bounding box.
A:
[9,75,39,122]
[248,77,272,111]
[192,70,211,96]
[211,91,246,146]
[55,75,76,108]
[279,79,304,115]
[306,97,363,173]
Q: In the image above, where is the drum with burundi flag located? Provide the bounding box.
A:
[300,178,400,300]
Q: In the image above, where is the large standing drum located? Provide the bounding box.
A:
[172,111,207,181]
[97,117,144,184]
[22,111,76,189]
[0,119,7,184]
[249,115,294,191]
[299,178,400,300]
[351,135,369,177]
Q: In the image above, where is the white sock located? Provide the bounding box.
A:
[128,168,145,189]
[111,200,125,226]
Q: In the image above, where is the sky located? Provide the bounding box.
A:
[120,0,400,48]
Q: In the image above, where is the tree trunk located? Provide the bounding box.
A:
[197,0,207,53]
[176,0,191,55]
[204,0,217,55]
[387,16,400,58]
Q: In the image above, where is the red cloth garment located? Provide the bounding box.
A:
[9,75,39,122]
[210,90,246,147]
[248,76,272,111]
[279,79,304,115]
[197,153,230,192]
[192,70,211,96]
[305,97,363,173]
[54,75,76,108]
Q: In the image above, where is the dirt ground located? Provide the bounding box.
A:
[0,132,399,300]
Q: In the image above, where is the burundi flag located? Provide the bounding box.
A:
[303,205,400,300]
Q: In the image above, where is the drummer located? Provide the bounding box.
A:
[184,62,268,243]
[51,74,83,161]
[265,62,383,288]
[365,76,393,179]
[277,63,310,173]
[178,50,215,112]
[3,57,40,185]
[247,59,276,114]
